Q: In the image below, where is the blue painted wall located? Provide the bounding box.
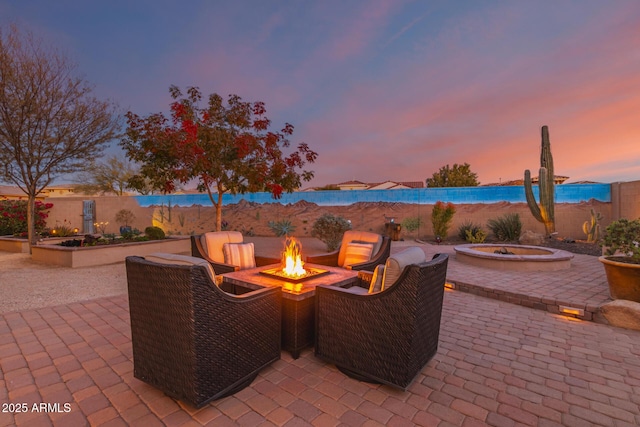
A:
[134,183,611,207]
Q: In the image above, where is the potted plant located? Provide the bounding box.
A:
[115,209,136,235]
[599,218,640,302]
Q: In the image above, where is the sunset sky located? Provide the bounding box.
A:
[2,1,639,187]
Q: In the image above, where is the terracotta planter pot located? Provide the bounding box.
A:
[599,256,640,302]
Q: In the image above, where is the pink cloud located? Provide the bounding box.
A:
[298,2,640,186]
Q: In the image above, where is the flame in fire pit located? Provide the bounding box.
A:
[282,237,305,278]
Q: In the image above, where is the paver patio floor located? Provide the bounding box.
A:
[1,241,639,426]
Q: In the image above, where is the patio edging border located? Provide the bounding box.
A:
[447,279,609,325]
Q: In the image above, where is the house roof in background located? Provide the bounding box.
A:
[335,180,425,190]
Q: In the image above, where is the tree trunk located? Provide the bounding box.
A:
[206,187,225,232]
[215,189,224,232]
[27,194,37,253]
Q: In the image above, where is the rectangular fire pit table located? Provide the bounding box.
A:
[222,263,358,359]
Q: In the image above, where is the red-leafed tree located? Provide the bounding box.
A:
[120,86,318,231]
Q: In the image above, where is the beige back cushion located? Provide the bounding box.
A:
[200,231,243,263]
[367,264,385,293]
[222,242,256,270]
[337,231,383,267]
[144,252,217,284]
[380,247,426,291]
[342,242,374,268]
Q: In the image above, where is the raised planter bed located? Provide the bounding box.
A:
[0,236,90,253]
[31,236,190,268]
[0,236,30,253]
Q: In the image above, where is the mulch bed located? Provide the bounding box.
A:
[538,236,602,256]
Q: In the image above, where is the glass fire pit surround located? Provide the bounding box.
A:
[260,266,329,283]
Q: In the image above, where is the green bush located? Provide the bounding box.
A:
[401,216,422,236]
[311,213,352,251]
[431,201,456,239]
[144,226,166,240]
[268,219,296,237]
[487,213,522,242]
[602,218,640,261]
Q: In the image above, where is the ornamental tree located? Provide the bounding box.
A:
[120,86,318,231]
[0,25,120,250]
[426,163,479,187]
[74,154,139,196]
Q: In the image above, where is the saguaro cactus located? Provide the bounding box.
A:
[582,208,602,243]
[524,125,555,235]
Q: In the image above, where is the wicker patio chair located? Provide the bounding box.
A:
[191,231,277,274]
[314,251,449,389]
[125,254,281,408]
[305,230,391,271]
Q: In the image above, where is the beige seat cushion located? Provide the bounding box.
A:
[337,231,383,267]
[380,247,426,291]
[144,252,217,284]
[200,231,243,263]
[222,242,256,270]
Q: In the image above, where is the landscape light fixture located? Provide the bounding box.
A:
[558,305,584,317]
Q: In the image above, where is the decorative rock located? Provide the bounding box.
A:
[600,300,640,331]
[519,230,545,246]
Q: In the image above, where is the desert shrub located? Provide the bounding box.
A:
[144,226,165,240]
[487,213,522,241]
[465,229,487,243]
[51,219,76,237]
[311,213,352,251]
[0,200,53,236]
[268,219,296,237]
[458,220,482,240]
[431,201,456,239]
[401,216,422,236]
[458,220,485,242]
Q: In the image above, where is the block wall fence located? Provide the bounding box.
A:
[41,181,640,239]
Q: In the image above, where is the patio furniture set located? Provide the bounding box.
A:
[125,230,449,408]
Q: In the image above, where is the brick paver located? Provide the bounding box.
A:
[2,243,639,425]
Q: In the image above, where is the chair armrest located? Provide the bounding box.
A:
[348,258,381,271]
[306,250,339,266]
[209,261,239,275]
[255,255,280,266]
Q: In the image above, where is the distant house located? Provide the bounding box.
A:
[40,185,79,197]
[335,180,425,191]
[336,180,370,190]
[367,181,425,190]
[0,185,34,200]
[0,184,79,200]
[483,175,570,186]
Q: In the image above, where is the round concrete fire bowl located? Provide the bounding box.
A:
[454,244,574,272]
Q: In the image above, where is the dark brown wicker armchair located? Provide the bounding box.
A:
[306,230,391,271]
[314,253,449,389]
[191,231,277,274]
[125,255,281,408]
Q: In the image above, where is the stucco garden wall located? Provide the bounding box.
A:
[611,180,640,221]
[40,183,630,241]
